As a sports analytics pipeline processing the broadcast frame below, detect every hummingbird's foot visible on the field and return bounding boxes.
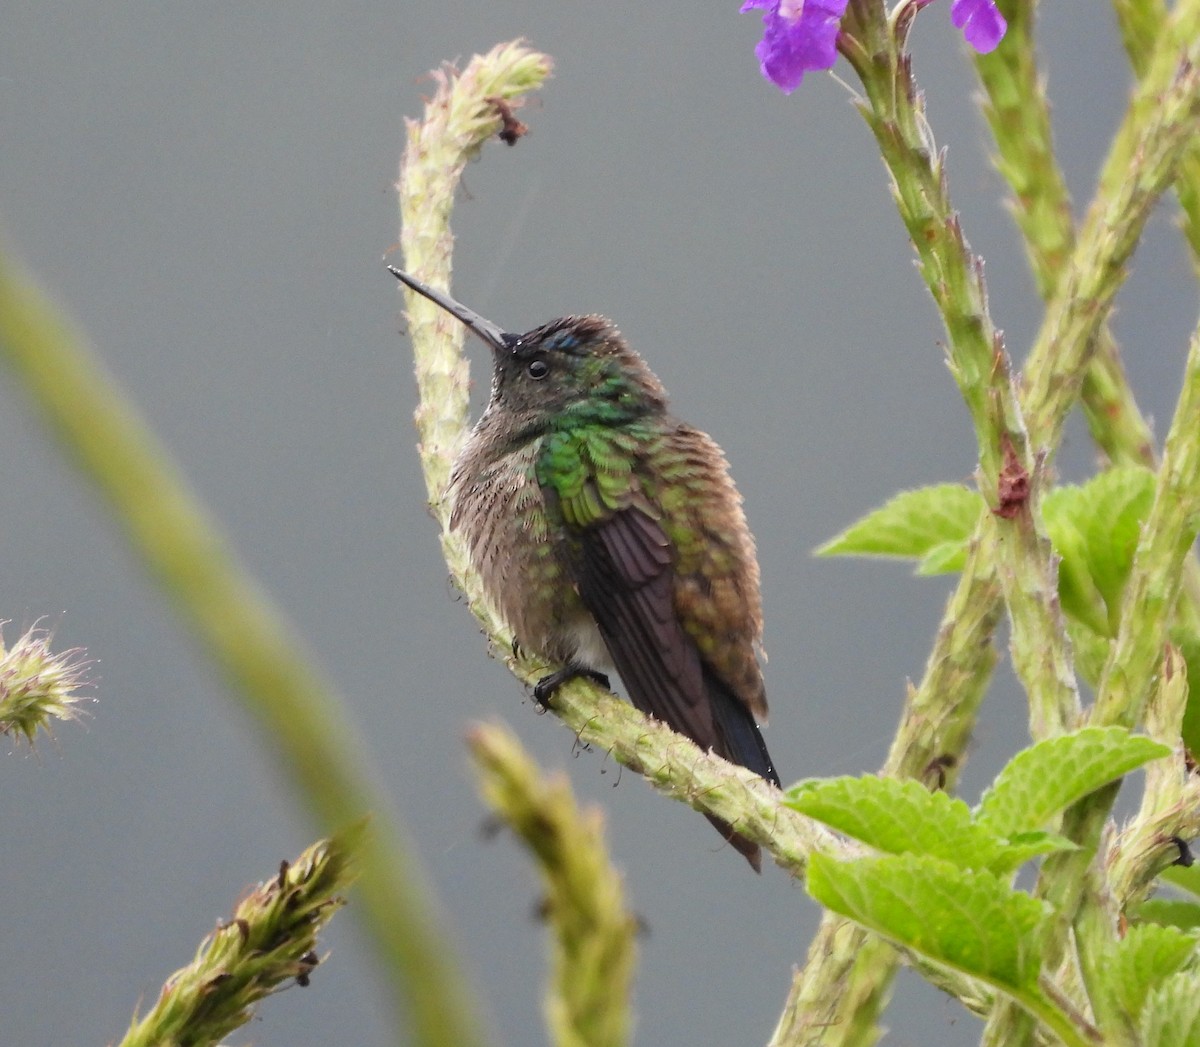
[533,665,611,708]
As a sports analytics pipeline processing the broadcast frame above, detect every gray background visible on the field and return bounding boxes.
[2,4,1195,1046]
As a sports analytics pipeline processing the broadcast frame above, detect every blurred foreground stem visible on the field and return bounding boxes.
[0,253,483,1047]
[468,722,637,1047]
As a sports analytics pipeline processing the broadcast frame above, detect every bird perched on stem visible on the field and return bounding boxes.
[391,266,780,869]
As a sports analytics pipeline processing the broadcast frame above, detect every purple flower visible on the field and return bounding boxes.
[950,0,1007,54]
[742,0,1008,93]
[741,0,850,94]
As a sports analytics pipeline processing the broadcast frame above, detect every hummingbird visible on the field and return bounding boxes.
[391,267,780,869]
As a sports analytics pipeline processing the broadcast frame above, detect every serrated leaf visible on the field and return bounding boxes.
[985,831,1077,875]
[787,776,1006,869]
[817,485,982,561]
[1098,923,1198,1026]
[975,727,1171,837]
[1130,899,1200,932]
[807,853,1047,991]
[1140,970,1200,1047]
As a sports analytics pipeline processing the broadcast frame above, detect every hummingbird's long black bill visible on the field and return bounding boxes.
[388,265,512,353]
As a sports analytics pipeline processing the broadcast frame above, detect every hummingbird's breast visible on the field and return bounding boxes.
[447,437,608,670]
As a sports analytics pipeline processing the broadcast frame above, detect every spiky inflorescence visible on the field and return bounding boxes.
[0,621,91,746]
[117,828,360,1047]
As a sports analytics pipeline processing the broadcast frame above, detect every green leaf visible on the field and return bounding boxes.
[1079,466,1155,630]
[807,853,1047,991]
[1043,495,1111,635]
[787,777,999,868]
[1066,618,1112,689]
[787,777,1075,874]
[1161,862,1200,900]
[1169,625,1200,758]
[916,539,969,575]
[1040,468,1154,636]
[985,831,1077,875]
[1130,899,1200,932]
[1140,971,1200,1047]
[975,727,1171,837]
[1097,923,1198,1026]
[817,485,982,561]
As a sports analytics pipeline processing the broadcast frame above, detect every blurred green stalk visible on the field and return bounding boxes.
[468,722,637,1047]
[0,249,482,1046]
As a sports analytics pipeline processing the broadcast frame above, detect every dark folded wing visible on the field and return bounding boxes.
[573,505,777,786]
[574,507,707,735]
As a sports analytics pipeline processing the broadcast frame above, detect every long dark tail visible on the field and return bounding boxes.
[706,667,780,787]
[702,667,780,872]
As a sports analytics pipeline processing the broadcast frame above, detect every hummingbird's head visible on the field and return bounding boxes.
[390,267,668,429]
[488,314,668,427]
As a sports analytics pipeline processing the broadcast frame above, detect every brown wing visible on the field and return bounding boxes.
[570,504,778,787]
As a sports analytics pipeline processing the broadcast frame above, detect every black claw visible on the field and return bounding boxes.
[1170,835,1195,868]
[533,665,611,707]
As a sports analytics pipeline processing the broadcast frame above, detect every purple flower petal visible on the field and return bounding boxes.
[950,0,1007,54]
[741,0,850,94]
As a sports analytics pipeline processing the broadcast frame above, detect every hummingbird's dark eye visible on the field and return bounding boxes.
[527,358,550,380]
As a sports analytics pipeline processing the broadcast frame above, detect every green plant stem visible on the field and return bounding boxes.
[0,252,484,1047]
[1094,322,1200,731]
[769,933,895,1047]
[771,538,1002,1045]
[976,0,1200,633]
[980,5,1200,1032]
[840,0,1080,745]
[975,0,1156,469]
[977,2,1073,297]
[1115,0,1200,267]
[398,41,553,501]
[879,538,1002,782]
[1111,0,1200,630]
[775,0,1053,1034]
[782,4,1200,1043]
[1020,5,1200,456]
[1054,317,1200,1027]
[980,7,1200,1040]
[548,676,843,870]
[1108,647,1200,910]
[1021,982,1102,1047]
[1113,0,1172,77]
